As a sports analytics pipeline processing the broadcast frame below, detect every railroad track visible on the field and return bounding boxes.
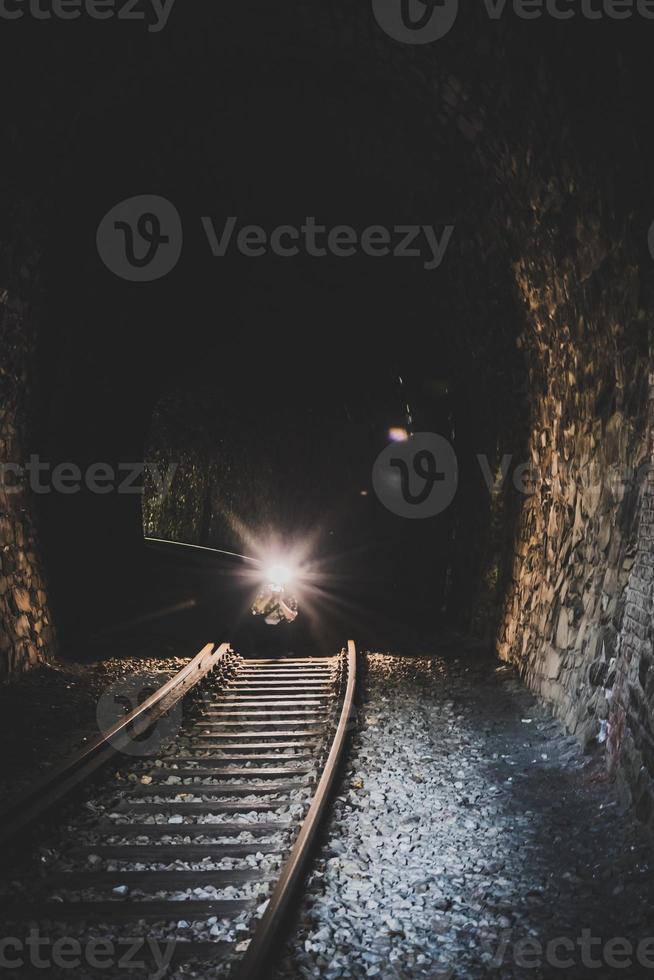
[0,641,357,978]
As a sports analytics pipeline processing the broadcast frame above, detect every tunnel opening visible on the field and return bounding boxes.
[139,285,527,657]
[27,44,532,657]
[2,0,654,847]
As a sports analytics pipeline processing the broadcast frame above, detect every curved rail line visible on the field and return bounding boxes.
[0,641,235,852]
[1,640,358,977]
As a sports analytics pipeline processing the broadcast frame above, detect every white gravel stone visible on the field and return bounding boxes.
[273,652,653,980]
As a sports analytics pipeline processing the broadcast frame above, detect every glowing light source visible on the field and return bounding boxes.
[264,563,294,588]
[388,427,409,442]
[219,520,317,603]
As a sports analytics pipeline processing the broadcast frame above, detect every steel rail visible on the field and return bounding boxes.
[0,641,235,854]
[144,535,262,564]
[1,640,357,979]
[234,639,357,980]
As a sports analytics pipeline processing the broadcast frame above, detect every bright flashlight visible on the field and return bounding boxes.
[264,563,294,588]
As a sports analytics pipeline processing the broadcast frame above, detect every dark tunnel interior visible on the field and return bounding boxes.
[5,0,654,704]
[4,6,654,976]
[13,17,536,650]
[5,8,652,650]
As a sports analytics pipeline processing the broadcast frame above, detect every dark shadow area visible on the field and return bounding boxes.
[3,4,654,663]
[29,60,528,653]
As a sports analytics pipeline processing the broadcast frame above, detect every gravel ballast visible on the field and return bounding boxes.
[274,653,653,980]
[3,649,653,979]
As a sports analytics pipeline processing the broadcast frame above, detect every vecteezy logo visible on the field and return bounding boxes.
[372,432,458,518]
[97,195,182,281]
[648,220,654,262]
[96,674,183,756]
[372,0,458,43]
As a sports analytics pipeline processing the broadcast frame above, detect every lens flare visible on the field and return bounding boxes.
[264,563,294,588]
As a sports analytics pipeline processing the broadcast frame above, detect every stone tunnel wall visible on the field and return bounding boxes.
[0,284,56,680]
[606,437,654,826]
[495,167,654,828]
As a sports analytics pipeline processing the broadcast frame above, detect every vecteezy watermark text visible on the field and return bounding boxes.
[373,0,654,45]
[0,457,177,496]
[482,928,654,971]
[201,216,454,270]
[0,930,175,978]
[372,433,654,519]
[96,195,455,281]
[0,0,176,31]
